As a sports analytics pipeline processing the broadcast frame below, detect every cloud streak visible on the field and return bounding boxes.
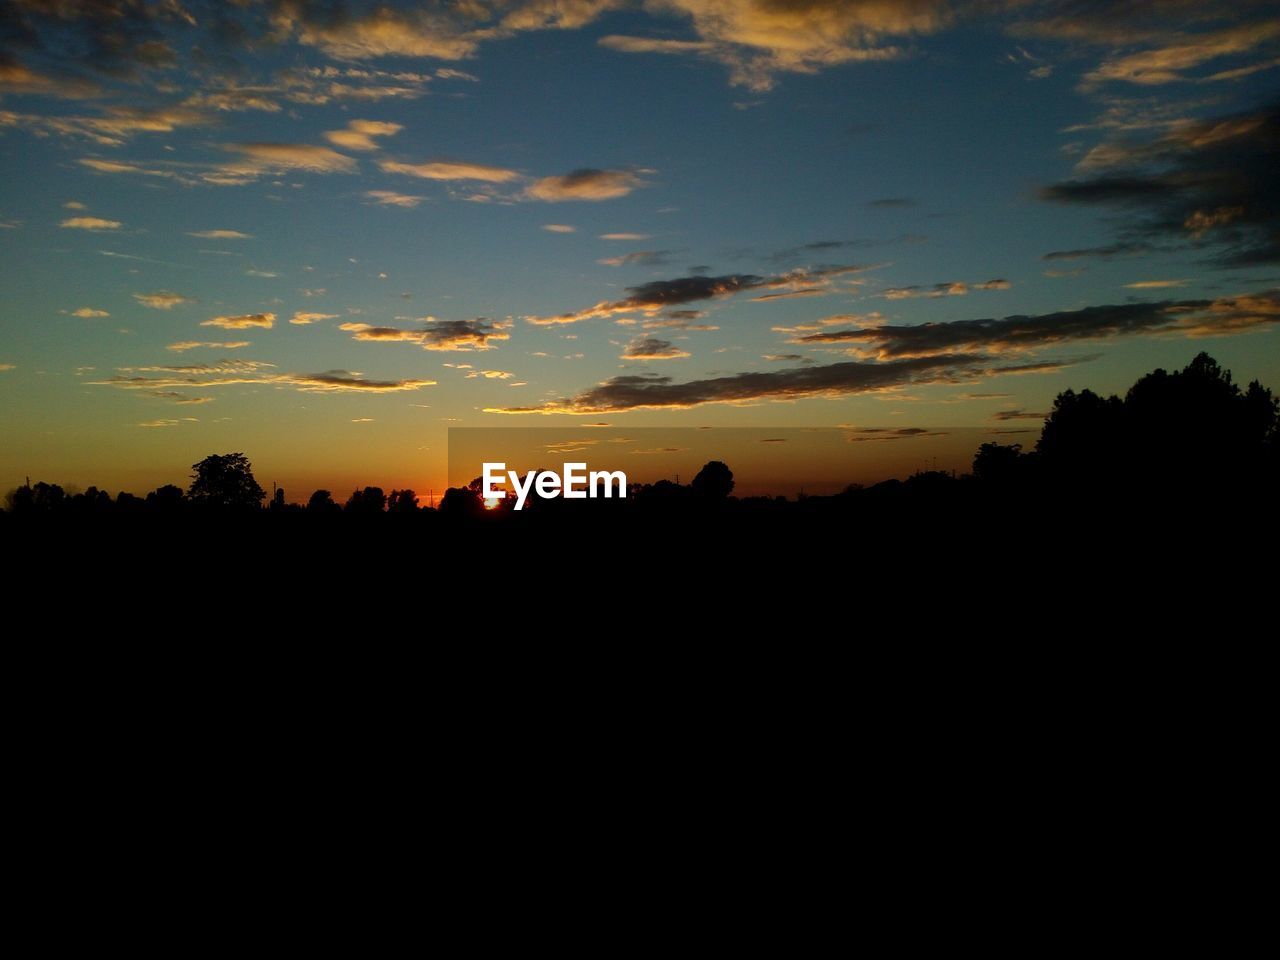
[486,354,1073,415]
[340,319,511,351]
[526,265,866,324]
[200,313,275,330]
[792,291,1280,357]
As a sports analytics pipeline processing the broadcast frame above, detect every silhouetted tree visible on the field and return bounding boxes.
[387,489,419,514]
[307,489,341,514]
[692,460,734,499]
[438,486,482,517]
[973,442,1024,483]
[188,453,265,510]
[345,486,386,514]
[146,484,185,511]
[1037,388,1123,477]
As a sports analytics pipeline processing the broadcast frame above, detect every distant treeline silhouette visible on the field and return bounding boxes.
[5,353,1277,526]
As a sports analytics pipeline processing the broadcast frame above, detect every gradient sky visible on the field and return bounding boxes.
[2,1,1277,499]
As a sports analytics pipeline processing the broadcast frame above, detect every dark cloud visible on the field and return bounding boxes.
[526,264,866,324]
[847,427,948,442]
[340,318,511,352]
[1040,102,1280,265]
[794,290,1280,357]
[0,0,193,81]
[1042,242,1154,261]
[620,337,690,360]
[486,354,1079,415]
[991,409,1048,421]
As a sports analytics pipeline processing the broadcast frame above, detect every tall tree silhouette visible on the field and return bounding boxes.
[692,460,735,499]
[188,453,265,509]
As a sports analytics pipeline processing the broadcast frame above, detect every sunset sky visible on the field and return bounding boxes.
[2,1,1277,498]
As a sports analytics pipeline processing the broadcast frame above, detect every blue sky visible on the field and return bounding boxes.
[1,1,1277,495]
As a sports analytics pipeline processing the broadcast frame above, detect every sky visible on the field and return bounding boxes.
[1,0,1277,499]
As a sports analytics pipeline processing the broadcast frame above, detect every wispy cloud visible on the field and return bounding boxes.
[487,354,1074,415]
[598,250,671,267]
[94,363,436,394]
[340,318,511,351]
[379,159,519,182]
[69,307,110,318]
[133,291,193,310]
[527,265,866,324]
[290,312,339,325]
[792,290,1280,357]
[60,216,121,231]
[598,0,951,91]
[365,190,425,208]
[324,119,403,151]
[527,168,646,201]
[621,337,691,360]
[167,341,250,352]
[200,313,276,330]
[543,223,576,232]
[187,229,252,239]
[882,279,1011,299]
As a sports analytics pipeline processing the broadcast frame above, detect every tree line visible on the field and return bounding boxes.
[5,353,1277,522]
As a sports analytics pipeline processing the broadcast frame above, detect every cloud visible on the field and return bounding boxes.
[290,311,339,325]
[187,230,252,239]
[1124,279,1189,288]
[133,291,193,310]
[883,279,1011,299]
[485,353,1075,414]
[598,250,671,267]
[526,264,866,324]
[365,190,425,207]
[324,119,403,151]
[167,341,250,352]
[792,290,1280,358]
[0,363,14,372]
[527,168,646,201]
[599,0,952,91]
[1040,102,1280,265]
[143,391,215,404]
[601,232,651,240]
[463,369,515,379]
[76,158,188,181]
[991,409,1048,421]
[621,337,691,360]
[214,143,358,183]
[764,353,813,364]
[69,307,109,318]
[60,216,121,231]
[200,313,276,330]
[63,201,87,210]
[340,318,511,351]
[1080,19,1280,88]
[94,363,435,394]
[271,2,484,60]
[543,223,576,232]
[847,426,947,442]
[379,159,519,182]
[138,419,182,428]
[0,56,99,99]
